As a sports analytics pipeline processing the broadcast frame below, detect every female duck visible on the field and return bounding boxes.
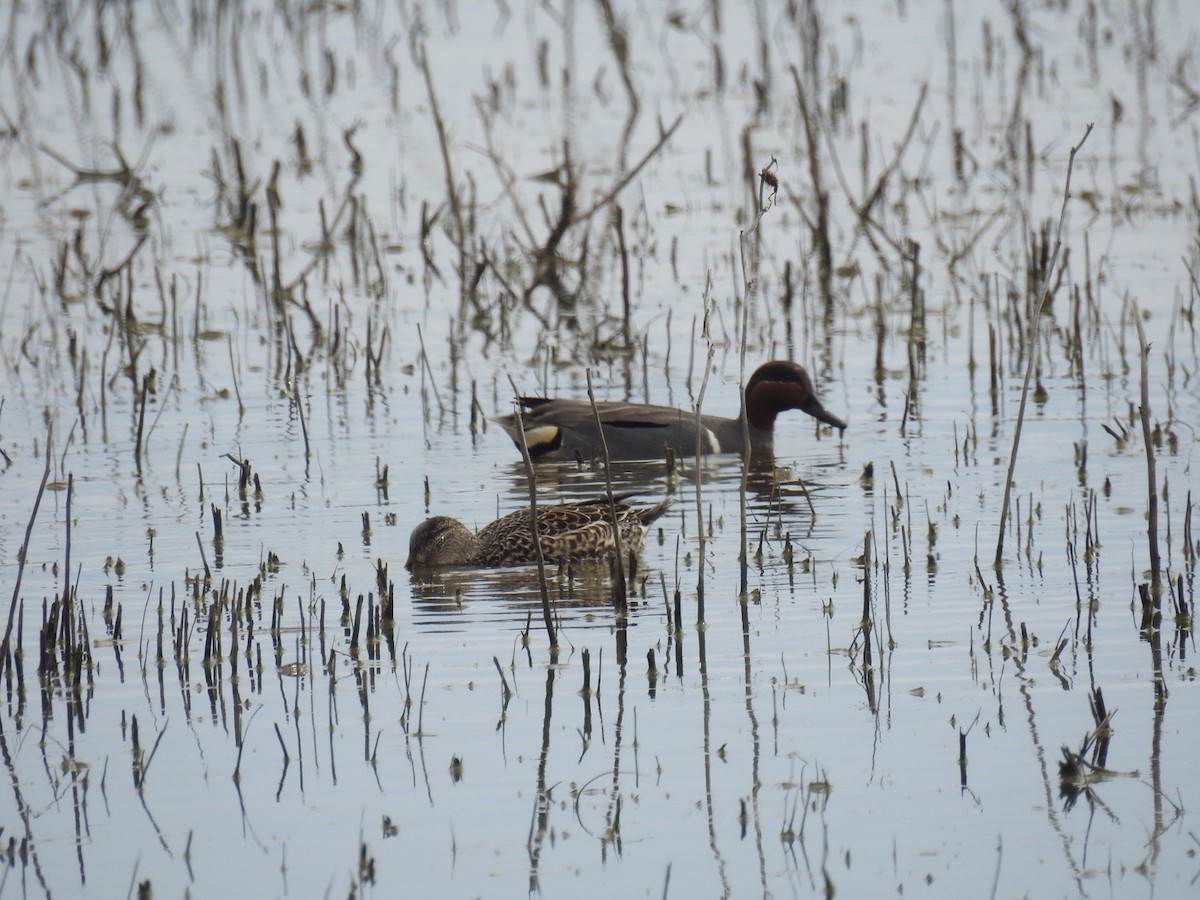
[405,497,672,569]
[495,360,845,462]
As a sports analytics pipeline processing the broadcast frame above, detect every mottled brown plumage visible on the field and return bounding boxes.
[405,497,672,570]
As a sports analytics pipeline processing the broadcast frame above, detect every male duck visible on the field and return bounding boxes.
[495,360,845,461]
[405,497,672,569]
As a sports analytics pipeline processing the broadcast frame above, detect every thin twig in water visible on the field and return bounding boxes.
[194,531,212,581]
[585,369,628,616]
[692,275,717,627]
[573,114,685,225]
[293,380,310,459]
[416,323,445,416]
[995,124,1092,566]
[1135,308,1161,595]
[506,375,556,649]
[227,336,245,418]
[418,44,467,284]
[1,432,52,658]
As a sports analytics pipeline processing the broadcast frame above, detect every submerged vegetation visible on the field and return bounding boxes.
[0,0,1197,896]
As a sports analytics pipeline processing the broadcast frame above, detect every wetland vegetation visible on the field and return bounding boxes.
[0,1,1198,897]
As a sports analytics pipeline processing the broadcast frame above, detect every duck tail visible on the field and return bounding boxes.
[638,498,673,525]
[492,405,563,457]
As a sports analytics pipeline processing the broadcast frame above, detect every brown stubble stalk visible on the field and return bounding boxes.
[418,44,469,295]
[474,110,682,323]
[593,0,640,165]
[614,205,632,351]
[738,240,753,606]
[805,82,932,387]
[907,241,925,392]
[1,433,52,662]
[737,162,779,605]
[994,124,1092,568]
[584,369,628,619]
[267,160,284,313]
[61,472,75,679]
[506,376,556,651]
[415,323,445,416]
[133,370,151,477]
[227,335,245,418]
[572,114,684,226]
[293,379,310,461]
[790,67,833,315]
[857,530,877,713]
[692,275,717,628]
[580,647,594,738]
[820,82,930,248]
[1134,309,1161,597]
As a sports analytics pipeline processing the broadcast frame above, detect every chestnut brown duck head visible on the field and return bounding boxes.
[495,360,845,462]
[405,497,672,570]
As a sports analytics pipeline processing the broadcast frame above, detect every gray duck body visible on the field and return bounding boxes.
[495,360,845,462]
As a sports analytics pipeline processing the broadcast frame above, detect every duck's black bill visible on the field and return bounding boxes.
[801,397,847,431]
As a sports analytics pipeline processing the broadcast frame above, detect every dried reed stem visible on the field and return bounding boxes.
[584,369,627,617]
[416,323,445,415]
[995,124,1092,566]
[134,371,151,474]
[736,163,778,600]
[1,434,52,659]
[790,67,832,312]
[692,276,717,626]
[573,114,684,225]
[293,380,310,459]
[1135,309,1161,595]
[614,206,632,350]
[227,336,245,418]
[506,376,556,649]
[418,44,467,287]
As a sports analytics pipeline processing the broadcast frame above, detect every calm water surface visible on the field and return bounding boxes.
[1,1,1197,898]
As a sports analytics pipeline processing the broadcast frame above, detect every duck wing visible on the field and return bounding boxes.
[474,499,668,565]
[497,399,711,460]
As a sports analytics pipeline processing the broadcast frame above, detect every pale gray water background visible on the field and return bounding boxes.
[1,1,1198,898]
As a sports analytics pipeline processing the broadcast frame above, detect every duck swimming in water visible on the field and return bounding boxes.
[405,497,672,569]
[495,360,845,462]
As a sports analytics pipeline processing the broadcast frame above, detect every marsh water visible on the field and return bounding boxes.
[1,1,1198,897]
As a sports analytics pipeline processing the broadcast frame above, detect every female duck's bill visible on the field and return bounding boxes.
[405,497,673,570]
[494,360,845,462]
